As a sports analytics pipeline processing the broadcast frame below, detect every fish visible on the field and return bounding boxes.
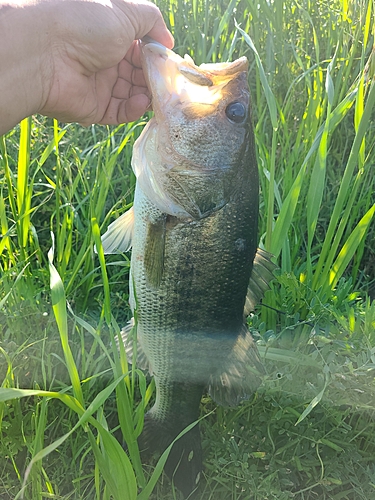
[100,40,275,498]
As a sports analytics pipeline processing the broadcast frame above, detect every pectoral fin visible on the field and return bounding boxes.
[144,215,167,288]
[99,207,134,254]
[244,248,277,315]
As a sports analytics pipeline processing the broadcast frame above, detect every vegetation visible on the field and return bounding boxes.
[1,0,374,498]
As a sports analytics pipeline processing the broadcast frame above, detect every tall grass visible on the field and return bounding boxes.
[1,0,375,499]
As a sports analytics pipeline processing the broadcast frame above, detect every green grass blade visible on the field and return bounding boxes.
[329,203,375,289]
[258,346,321,368]
[270,86,357,259]
[91,217,111,325]
[0,376,128,493]
[48,232,84,406]
[88,425,137,500]
[312,81,375,290]
[137,418,203,500]
[206,0,237,62]
[0,264,29,310]
[306,46,339,271]
[0,136,17,219]
[236,23,278,251]
[16,118,32,253]
[112,331,146,487]
[236,23,278,130]
[38,129,67,167]
[295,375,329,425]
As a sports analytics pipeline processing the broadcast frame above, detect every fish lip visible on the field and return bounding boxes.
[140,37,170,57]
[139,38,181,119]
[140,38,180,79]
[139,38,183,160]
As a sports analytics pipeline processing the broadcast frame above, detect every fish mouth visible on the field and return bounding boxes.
[140,39,248,120]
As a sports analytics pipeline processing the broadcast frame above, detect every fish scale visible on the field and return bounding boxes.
[100,39,276,498]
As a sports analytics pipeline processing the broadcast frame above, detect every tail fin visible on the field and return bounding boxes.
[139,412,202,498]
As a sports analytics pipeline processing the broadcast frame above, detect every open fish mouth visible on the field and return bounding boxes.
[140,39,249,119]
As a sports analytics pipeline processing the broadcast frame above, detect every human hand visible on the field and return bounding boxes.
[38,0,174,126]
[0,0,174,134]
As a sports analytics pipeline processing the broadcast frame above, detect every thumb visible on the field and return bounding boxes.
[116,0,174,48]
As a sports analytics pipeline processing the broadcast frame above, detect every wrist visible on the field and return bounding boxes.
[0,0,53,134]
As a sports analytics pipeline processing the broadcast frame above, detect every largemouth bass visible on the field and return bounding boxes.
[101,40,275,497]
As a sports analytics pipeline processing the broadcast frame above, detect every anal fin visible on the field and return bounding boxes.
[118,319,151,373]
[208,326,265,407]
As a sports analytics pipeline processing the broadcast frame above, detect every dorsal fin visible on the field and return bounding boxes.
[99,207,134,254]
[244,248,277,315]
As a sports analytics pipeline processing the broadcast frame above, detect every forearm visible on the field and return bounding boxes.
[0,0,52,135]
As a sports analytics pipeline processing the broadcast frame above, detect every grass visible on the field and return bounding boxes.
[1,0,375,498]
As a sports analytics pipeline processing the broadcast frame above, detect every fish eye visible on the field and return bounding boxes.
[225,102,246,123]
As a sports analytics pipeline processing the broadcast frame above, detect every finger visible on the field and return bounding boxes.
[124,40,142,68]
[112,78,131,99]
[116,0,174,49]
[119,93,150,122]
[112,77,150,100]
[146,18,174,49]
[100,93,150,124]
[118,58,147,87]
